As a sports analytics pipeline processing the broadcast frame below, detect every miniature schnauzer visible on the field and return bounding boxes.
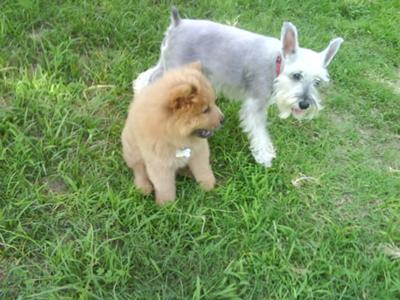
[134,7,343,167]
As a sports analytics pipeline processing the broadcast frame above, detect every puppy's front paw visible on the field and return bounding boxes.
[155,194,175,205]
[199,175,216,191]
[134,178,153,195]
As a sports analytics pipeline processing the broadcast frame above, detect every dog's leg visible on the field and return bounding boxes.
[121,132,154,194]
[132,63,163,94]
[239,98,276,167]
[131,161,153,195]
[146,164,176,204]
[188,143,216,191]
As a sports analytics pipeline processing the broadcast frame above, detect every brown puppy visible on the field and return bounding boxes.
[121,62,224,204]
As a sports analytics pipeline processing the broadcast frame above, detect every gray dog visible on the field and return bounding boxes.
[134,7,343,167]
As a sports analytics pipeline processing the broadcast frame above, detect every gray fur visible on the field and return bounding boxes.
[134,8,343,167]
[171,6,180,27]
[157,18,280,101]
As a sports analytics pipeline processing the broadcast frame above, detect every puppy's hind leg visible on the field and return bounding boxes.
[239,98,276,167]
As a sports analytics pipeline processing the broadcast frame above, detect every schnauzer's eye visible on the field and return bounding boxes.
[291,73,303,81]
[314,79,321,87]
[202,106,210,114]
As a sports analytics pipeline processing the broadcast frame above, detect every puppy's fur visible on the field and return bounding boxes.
[122,62,224,204]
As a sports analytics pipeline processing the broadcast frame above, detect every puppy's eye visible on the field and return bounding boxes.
[314,79,321,87]
[291,73,303,81]
[202,106,210,114]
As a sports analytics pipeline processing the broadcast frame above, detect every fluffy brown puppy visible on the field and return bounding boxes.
[122,62,224,204]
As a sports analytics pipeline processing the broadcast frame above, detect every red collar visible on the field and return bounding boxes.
[275,55,282,76]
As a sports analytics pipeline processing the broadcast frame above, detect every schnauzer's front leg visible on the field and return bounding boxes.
[239,98,276,167]
[188,143,216,191]
[146,163,176,204]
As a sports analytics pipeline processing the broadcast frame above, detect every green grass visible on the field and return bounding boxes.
[1,0,400,298]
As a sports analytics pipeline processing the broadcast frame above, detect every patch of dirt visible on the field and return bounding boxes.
[0,97,7,108]
[291,265,308,276]
[389,68,400,95]
[329,111,400,171]
[379,243,400,260]
[41,177,69,194]
[371,68,400,95]
[335,194,353,207]
[329,111,355,133]
[334,196,384,222]
[28,22,51,41]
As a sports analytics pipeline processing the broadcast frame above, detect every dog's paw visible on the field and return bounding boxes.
[155,194,175,205]
[199,176,216,191]
[134,178,153,195]
[252,149,276,168]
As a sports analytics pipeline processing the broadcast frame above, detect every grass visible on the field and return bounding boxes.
[1,0,399,298]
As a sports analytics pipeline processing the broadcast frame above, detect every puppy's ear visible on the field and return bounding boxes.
[281,22,299,59]
[185,61,202,71]
[320,38,343,68]
[168,82,198,110]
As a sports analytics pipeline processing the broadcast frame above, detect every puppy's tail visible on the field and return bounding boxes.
[171,6,181,27]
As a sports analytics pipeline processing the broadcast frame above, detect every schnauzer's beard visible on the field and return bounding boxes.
[271,76,323,120]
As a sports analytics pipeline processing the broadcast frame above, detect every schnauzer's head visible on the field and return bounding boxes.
[272,22,343,120]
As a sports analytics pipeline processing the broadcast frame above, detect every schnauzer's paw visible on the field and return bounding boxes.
[134,178,153,195]
[199,176,216,191]
[252,149,276,168]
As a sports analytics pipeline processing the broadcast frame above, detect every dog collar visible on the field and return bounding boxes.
[176,147,191,158]
[275,55,282,76]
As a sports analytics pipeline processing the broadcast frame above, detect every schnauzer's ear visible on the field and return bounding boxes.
[281,22,299,59]
[168,82,198,110]
[320,38,344,68]
[186,61,202,71]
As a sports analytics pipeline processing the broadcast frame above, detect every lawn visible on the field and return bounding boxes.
[1,0,399,298]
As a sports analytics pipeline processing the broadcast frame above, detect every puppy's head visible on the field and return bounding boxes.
[166,62,224,139]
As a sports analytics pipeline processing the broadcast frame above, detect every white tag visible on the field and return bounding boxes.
[176,147,191,158]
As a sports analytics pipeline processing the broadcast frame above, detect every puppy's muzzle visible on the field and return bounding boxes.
[195,128,214,138]
[195,116,224,138]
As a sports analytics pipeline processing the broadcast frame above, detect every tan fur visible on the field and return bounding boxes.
[121,63,224,204]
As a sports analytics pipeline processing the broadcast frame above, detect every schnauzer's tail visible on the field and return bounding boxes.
[171,6,181,26]
[133,7,180,93]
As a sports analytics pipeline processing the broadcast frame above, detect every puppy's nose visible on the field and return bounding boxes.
[219,115,225,124]
[299,100,310,110]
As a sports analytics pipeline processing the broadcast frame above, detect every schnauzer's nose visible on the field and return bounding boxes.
[219,115,225,124]
[299,100,310,110]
